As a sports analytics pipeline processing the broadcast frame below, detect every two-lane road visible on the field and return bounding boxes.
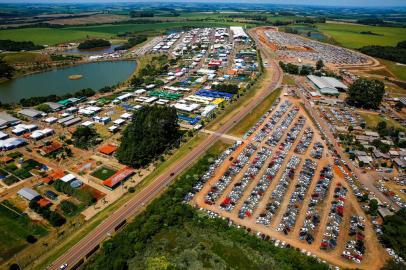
[48,29,281,270]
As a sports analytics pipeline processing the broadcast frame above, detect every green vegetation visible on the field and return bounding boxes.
[359,112,406,132]
[131,54,171,87]
[114,35,147,51]
[211,83,239,94]
[60,200,82,217]
[0,58,15,79]
[91,166,117,181]
[35,103,52,113]
[53,180,96,206]
[382,208,406,260]
[19,87,95,106]
[117,106,181,168]
[346,78,385,109]
[316,23,406,48]
[379,59,406,81]
[78,39,111,49]
[0,39,43,51]
[359,41,406,64]
[29,199,66,227]
[0,201,48,261]
[83,142,328,270]
[1,52,49,65]
[71,126,100,150]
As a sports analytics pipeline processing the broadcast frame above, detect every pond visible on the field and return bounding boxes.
[64,44,123,55]
[0,60,136,104]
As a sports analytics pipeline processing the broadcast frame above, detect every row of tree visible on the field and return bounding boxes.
[0,39,44,51]
[114,35,147,51]
[211,83,239,94]
[78,39,111,50]
[359,40,406,64]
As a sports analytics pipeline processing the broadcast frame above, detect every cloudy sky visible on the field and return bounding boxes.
[1,0,405,7]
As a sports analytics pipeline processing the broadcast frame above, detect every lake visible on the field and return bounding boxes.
[0,61,136,104]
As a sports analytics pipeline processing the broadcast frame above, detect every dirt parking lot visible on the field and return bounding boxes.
[192,91,386,269]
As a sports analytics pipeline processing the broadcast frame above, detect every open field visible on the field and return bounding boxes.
[0,202,48,262]
[359,111,406,131]
[379,59,406,81]
[316,23,406,48]
[1,52,50,64]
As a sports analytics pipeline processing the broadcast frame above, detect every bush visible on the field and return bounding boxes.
[346,78,384,109]
[26,235,37,243]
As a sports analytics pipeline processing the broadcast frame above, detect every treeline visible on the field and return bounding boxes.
[114,35,147,51]
[116,105,181,168]
[29,198,66,227]
[212,83,239,94]
[359,41,406,64]
[0,39,44,51]
[129,11,154,17]
[382,208,406,260]
[19,88,96,107]
[78,39,111,50]
[71,126,100,150]
[83,145,329,270]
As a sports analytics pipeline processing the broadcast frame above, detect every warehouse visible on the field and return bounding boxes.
[230,26,249,41]
[307,75,347,96]
[0,112,20,128]
[19,108,43,119]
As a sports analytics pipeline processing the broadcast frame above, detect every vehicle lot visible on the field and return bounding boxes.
[191,93,386,269]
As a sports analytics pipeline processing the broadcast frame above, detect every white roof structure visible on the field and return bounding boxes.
[0,131,8,140]
[230,26,248,39]
[173,102,200,112]
[0,137,26,150]
[307,75,347,95]
[60,173,76,183]
[29,128,53,140]
[113,118,126,125]
[44,117,58,123]
[120,113,132,119]
[17,188,39,201]
[117,93,133,101]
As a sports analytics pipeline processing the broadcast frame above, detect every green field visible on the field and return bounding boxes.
[1,52,50,64]
[0,21,249,45]
[91,166,117,181]
[316,23,406,48]
[379,59,406,81]
[359,111,406,132]
[0,28,112,45]
[0,202,48,261]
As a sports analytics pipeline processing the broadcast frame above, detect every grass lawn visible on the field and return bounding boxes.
[359,111,406,132]
[379,59,406,81]
[91,166,117,181]
[282,74,295,85]
[0,202,48,262]
[316,23,406,48]
[229,88,282,137]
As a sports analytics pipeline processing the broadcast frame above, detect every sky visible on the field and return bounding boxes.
[1,0,406,7]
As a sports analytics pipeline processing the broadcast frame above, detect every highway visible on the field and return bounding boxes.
[48,28,282,270]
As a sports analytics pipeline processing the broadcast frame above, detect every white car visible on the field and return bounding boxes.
[60,263,68,270]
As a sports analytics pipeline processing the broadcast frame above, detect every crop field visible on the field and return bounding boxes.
[0,202,48,262]
[315,23,406,48]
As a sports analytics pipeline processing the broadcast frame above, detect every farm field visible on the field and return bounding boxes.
[315,23,406,48]
[0,21,249,45]
[0,202,48,262]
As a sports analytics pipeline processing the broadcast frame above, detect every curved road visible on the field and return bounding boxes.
[48,28,282,270]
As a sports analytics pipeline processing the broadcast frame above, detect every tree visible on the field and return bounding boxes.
[78,39,111,49]
[35,103,52,113]
[346,78,385,109]
[71,126,99,149]
[382,208,406,260]
[316,59,324,70]
[368,199,378,216]
[348,125,354,132]
[0,59,15,79]
[116,106,181,168]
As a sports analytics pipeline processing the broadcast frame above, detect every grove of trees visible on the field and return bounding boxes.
[359,41,406,64]
[78,39,111,49]
[346,78,385,109]
[0,39,44,51]
[0,59,15,79]
[116,106,181,168]
[382,208,406,260]
[71,126,100,150]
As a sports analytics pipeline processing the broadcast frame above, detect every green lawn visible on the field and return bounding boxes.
[91,166,117,181]
[316,23,406,48]
[0,202,48,261]
[1,52,50,64]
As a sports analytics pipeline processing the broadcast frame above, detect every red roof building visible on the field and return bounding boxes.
[103,167,134,189]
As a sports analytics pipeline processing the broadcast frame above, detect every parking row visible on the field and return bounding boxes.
[320,183,348,251]
[277,159,317,234]
[220,147,272,211]
[295,128,313,154]
[256,155,301,226]
[267,106,299,147]
[204,143,257,205]
[253,100,291,143]
[311,142,324,159]
[342,215,366,264]
[243,98,282,140]
[299,165,334,244]
[184,142,241,202]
